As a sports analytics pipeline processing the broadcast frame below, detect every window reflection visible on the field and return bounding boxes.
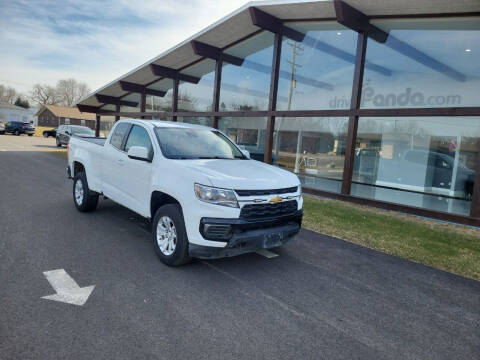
[362,18,480,108]
[351,117,480,215]
[119,93,140,113]
[178,60,216,112]
[276,22,357,110]
[146,79,173,112]
[273,117,349,193]
[177,117,213,127]
[218,117,267,161]
[220,32,274,111]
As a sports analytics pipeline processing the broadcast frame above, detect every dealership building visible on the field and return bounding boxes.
[76,0,480,225]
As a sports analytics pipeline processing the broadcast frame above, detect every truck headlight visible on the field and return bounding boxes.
[194,184,238,208]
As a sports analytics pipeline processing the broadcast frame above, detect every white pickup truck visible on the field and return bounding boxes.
[68,119,303,266]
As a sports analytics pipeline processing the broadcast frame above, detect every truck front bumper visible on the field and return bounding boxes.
[189,211,302,259]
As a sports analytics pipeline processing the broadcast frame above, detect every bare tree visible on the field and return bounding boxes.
[0,84,18,104]
[56,78,90,106]
[29,84,60,106]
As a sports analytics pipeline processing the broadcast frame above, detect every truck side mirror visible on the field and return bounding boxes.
[241,149,250,159]
[128,146,151,162]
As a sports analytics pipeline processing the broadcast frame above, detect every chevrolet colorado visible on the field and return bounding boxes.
[68,119,303,266]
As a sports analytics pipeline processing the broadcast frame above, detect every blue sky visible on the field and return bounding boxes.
[0,0,247,94]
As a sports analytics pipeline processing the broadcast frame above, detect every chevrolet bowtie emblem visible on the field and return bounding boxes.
[269,196,283,203]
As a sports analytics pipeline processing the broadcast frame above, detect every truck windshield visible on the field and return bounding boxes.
[71,126,94,136]
[154,128,246,160]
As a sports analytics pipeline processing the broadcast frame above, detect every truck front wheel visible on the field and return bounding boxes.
[73,172,99,212]
[152,204,191,266]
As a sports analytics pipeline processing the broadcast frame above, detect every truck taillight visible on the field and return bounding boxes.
[21,125,25,129]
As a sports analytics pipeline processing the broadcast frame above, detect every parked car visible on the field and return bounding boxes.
[42,128,57,138]
[0,122,5,135]
[56,125,95,147]
[4,121,35,136]
[354,148,475,198]
[68,120,303,266]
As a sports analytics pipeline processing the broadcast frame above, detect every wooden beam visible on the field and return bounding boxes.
[76,104,113,115]
[264,31,283,164]
[95,114,100,137]
[150,64,200,84]
[212,56,223,129]
[334,0,388,43]
[119,81,167,97]
[172,78,178,122]
[76,104,101,114]
[191,41,244,66]
[249,7,305,43]
[95,94,138,108]
[341,32,367,195]
[140,91,146,119]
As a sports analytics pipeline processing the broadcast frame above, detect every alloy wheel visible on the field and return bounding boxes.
[156,216,177,256]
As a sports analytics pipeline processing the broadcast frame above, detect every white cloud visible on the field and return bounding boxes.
[0,0,248,95]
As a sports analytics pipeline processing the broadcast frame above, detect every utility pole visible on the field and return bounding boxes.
[274,40,303,169]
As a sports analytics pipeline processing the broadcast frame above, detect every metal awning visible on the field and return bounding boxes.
[76,0,480,111]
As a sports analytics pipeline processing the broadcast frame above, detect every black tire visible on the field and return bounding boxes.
[28,134,33,137]
[73,172,99,212]
[56,137,62,147]
[152,204,191,266]
[43,133,48,138]
[14,130,20,136]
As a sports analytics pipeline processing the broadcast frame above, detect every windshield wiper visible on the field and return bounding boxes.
[198,156,232,160]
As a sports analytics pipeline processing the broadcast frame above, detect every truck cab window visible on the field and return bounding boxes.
[125,125,153,154]
[110,123,131,150]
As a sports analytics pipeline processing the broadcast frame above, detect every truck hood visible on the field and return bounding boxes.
[179,159,299,190]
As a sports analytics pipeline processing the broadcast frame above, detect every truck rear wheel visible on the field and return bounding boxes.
[152,204,191,266]
[73,172,98,212]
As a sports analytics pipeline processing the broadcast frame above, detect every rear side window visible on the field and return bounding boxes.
[125,125,153,154]
[110,123,131,150]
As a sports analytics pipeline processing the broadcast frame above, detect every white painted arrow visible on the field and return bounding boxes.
[41,269,95,306]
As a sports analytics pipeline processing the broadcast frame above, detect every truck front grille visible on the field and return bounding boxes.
[240,200,298,220]
[235,186,297,197]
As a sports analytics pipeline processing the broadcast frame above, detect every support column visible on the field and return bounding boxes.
[115,104,120,122]
[140,90,146,119]
[264,31,283,164]
[469,143,480,218]
[212,56,223,129]
[172,78,179,122]
[95,114,100,137]
[341,32,367,195]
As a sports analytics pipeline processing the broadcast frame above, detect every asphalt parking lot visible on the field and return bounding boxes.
[1,135,479,360]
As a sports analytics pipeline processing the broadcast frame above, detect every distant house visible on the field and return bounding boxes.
[36,105,97,130]
[0,102,35,124]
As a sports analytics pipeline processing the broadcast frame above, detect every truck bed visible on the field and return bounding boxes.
[74,136,107,146]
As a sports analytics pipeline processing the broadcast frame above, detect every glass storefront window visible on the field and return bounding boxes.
[119,92,140,113]
[218,117,268,162]
[351,117,480,216]
[178,59,216,112]
[276,22,357,110]
[146,79,173,112]
[362,18,480,109]
[177,117,213,127]
[220,32,274,111]
[272,117,349,193]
